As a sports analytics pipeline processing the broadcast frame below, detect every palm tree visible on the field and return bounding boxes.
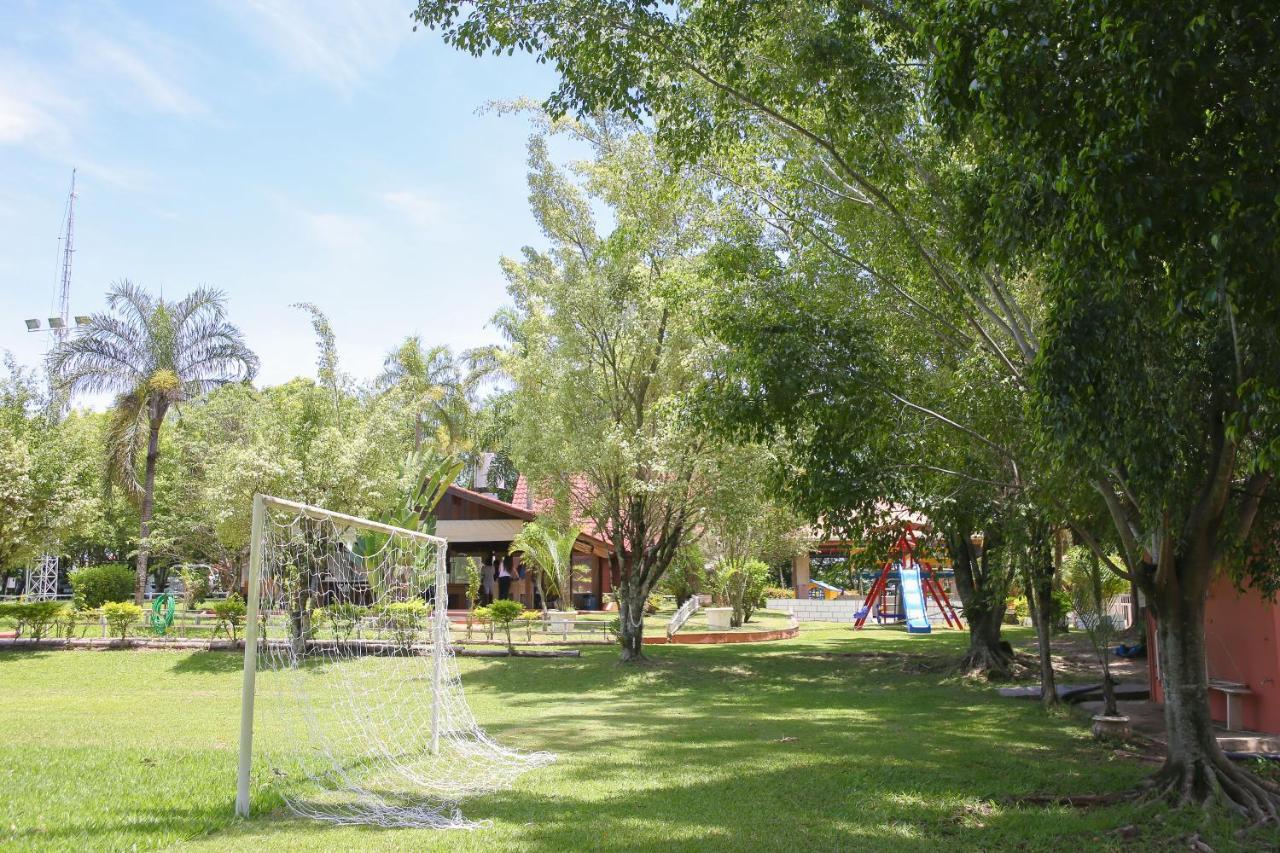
[378,337,499,453]
[51,281,258,603]
[509,521,583,614]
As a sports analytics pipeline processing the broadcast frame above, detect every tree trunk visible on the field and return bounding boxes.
[964,601,1012,678]
[1091,552,1120,717]
[950,533,1012,678]
[1128,574,1141,633]
[616,567,649,663]
[1100,651,1119,717]
[1050,529,1070,635]
[534,568,548,616]
[134,412,163,605]
[1023,553,1058,707]
[1146,561,1280,819]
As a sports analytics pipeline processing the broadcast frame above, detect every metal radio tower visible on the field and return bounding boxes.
[19,169,83,600]
[25,169,87,343]
[55,169,76,345]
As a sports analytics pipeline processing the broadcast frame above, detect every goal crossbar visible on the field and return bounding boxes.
[255,494,447,545]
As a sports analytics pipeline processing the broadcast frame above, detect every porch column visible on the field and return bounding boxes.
[793,553,811,599]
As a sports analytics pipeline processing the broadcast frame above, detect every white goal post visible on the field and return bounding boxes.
[235,494,552,828]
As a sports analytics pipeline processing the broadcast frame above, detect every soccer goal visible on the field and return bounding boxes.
[235,494,554,828]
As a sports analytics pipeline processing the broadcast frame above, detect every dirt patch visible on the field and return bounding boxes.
[1014,630,1149,684]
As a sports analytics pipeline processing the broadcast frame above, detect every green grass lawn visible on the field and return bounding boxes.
[1,625,1273,851]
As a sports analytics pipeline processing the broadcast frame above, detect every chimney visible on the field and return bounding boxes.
[474,451,495,490]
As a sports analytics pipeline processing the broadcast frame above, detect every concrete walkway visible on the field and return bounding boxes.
[1015,630,1280,754]
[1074,697,1280,754]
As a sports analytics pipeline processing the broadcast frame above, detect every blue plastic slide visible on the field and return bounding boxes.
[898,562,932,634]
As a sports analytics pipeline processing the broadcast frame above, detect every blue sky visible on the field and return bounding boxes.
[0,0,567,389]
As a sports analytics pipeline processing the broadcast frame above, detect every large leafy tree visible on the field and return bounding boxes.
[412,0,1060,681]
[499,114,732,661]
[51,282,258,603]
[926,1,1280,816]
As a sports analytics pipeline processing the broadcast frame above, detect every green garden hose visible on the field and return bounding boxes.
[148,593,176,636]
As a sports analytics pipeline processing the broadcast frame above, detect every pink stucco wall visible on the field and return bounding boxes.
[1147,575,1280,734]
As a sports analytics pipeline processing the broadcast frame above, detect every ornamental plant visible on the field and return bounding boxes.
[212,593,246,642]
[69,564,134,609]
[381,600,431,652]
[101,601,143,640]
[486,599,523,653]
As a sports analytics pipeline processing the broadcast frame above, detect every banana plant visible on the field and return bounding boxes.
[356,450,464,602]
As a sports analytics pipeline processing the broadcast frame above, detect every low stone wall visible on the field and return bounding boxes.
[643,624,799,645]
[765,598,863,622]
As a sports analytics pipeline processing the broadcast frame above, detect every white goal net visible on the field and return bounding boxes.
[236,494,554,828]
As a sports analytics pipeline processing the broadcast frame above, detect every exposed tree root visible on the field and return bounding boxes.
[958,642,1014,681]
[1010,760,1280,827]
[1139,756,1280,826]
[1003,790,1140,809]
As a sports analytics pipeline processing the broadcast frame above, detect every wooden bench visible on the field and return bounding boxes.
[1208,679,1253,731]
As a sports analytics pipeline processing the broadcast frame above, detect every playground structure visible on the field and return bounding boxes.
[854,526,962,634]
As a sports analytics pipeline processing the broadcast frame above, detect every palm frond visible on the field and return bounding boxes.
[510,521,583,604]
[49,327,148,395]
[104,388,149,504]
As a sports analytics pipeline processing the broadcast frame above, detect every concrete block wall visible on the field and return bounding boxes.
[766,598,864,623]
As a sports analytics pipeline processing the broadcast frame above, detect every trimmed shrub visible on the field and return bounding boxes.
[70,564,134,609]
[101,601,143,640]
[56,604,83,639]
[473,606,495,641]
[380,600,431,651]
[212,594,247,642]
[322,602,367,641]
[487,599,524,651]
[0,601,66,639]
[765,586,796,600]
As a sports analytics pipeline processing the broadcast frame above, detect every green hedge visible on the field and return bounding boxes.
[70,564,135,609]
[0,601,68,639]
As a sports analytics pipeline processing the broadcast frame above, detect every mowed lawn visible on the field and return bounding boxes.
[1,626,1271,851]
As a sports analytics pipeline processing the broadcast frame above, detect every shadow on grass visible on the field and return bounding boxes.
[170,651,246,674]
[218,630,1153,850]
[9,800,239,848]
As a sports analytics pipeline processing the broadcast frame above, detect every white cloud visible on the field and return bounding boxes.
[222,0,412,90]
[380,189,448,231]
[0,60,78,147]
[77,33,207,118]
[0,88,59,145]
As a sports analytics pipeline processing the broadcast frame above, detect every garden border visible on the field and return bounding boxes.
[643,624,799,645]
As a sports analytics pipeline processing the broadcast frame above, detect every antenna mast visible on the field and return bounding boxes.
[55,169,76,346]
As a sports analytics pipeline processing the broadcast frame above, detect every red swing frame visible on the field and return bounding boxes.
[853,525,963,631]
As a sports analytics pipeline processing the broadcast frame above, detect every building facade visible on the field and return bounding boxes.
[434,484,614,611]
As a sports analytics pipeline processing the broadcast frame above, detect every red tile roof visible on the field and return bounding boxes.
[451,476,613,554]
[444,483,536,520]
[512,474,612,546]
